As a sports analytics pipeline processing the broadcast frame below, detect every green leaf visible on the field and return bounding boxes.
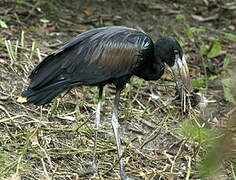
[0,20,8,28]
[191,27,205,34]
[162,81,176,86]
[90,86,98,94]
[224,32,236,42]
[132,77,144,85]
[208,76,218,81]
[222,78,236,104]
[175,35,185,48]
[199,44,208,56]
[222,78,232,87]
[40,18,50,23]
[223,56,231,70]
[184,24,193,40]
[176,14,185,20]
[192,76,217,88]
[184,25,205,41]
[223,86,235,104]
[207,41,222,58]
[192,78,206,88]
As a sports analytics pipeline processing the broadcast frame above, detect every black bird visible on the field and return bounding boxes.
[22,26,191,180]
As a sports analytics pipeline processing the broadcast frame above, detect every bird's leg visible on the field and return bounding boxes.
[92,86,103,173]
[111,87,129,180]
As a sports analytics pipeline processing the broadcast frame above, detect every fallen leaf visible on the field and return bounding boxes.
[223,2,236,10]
[0,58,7,64]
[148,3,164,10]
[30,135,39,146]
[138,171,146,177]
[191,14,219,22]
[69,90,84,99]
[16,96,27,103]
[0,95,8,100]
[40,174,51,180]
[82,8,94,16]
[224,32,236,42]
[0,19,8,28]
[207,41,222,58]
[57,115,76,121]
[7,173,20,180]
[84,102,94,107]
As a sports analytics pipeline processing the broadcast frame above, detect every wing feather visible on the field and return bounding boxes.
[28,26,153,89]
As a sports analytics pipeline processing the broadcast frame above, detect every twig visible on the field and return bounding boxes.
[0,114,25,123]
[170,140,185,173]
[231,163,236,180]
[140,115,169,149]
[41,158,51,179]
[185,156,192,180]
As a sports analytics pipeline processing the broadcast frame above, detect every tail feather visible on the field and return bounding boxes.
[29,52,75,89]
[22,81,75,105]
[23,48,80,105]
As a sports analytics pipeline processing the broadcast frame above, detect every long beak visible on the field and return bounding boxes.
[171,55,192,93]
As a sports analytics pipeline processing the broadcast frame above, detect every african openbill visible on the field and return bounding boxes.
[22,26,192,180]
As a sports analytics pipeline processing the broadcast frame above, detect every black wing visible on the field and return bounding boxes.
[22,26,154,105]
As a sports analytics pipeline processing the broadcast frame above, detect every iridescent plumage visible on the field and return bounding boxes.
[23,26,165,105]
[22,26,191,180]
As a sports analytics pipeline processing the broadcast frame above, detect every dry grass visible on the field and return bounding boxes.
[0,0,236,179]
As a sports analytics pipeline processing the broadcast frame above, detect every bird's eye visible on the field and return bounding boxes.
[174,50,179,55]
[174,50,180,60]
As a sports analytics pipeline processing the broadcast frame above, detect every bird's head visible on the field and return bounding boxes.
[154,37,192,94]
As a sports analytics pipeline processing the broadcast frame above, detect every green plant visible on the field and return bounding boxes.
[221,78,236,104]
[176,121,217,148]
[4,31,41,74]
[176,121,221,178]
[175,14,235,105]
[192,76,218,89]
